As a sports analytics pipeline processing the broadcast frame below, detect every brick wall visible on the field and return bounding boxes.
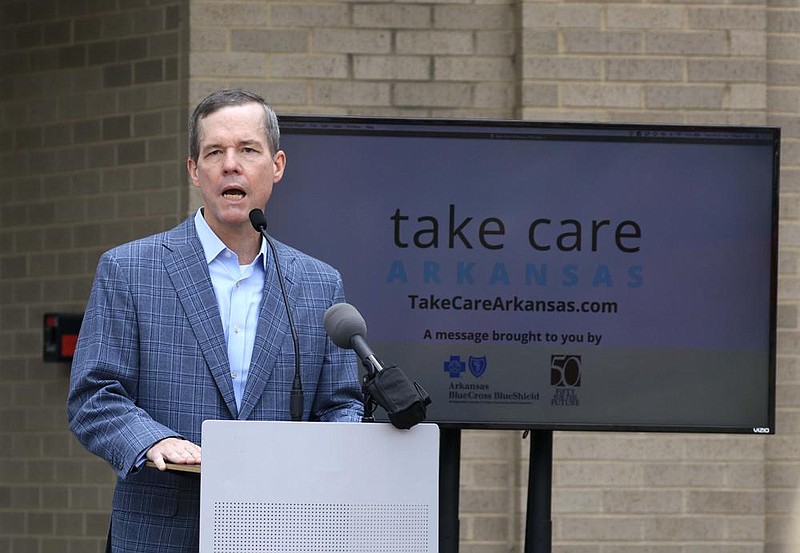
[0,1,188,551]
[1,0,798,551]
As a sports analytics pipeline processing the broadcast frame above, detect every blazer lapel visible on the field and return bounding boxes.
[162,223,239,419]
[237,242,294,421]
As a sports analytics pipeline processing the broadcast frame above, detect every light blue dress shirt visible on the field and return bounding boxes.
[194,209,267,409]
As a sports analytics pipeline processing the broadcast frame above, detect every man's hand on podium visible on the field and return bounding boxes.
[147,437,202,471]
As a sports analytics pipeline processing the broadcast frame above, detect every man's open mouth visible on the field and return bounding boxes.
[222,187,246,200]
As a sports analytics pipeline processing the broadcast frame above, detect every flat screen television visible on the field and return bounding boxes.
[268,116,780,434]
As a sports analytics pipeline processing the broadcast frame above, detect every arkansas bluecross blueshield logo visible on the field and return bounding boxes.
[468,356,487,377]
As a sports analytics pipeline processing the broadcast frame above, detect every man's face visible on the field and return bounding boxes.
[187,102,285,238]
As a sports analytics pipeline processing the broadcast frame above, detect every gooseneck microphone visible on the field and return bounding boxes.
[249,208,304,421]
[323,302,431,429]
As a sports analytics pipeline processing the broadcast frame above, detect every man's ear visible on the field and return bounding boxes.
[272,150,286,184]
[187,157,200,188]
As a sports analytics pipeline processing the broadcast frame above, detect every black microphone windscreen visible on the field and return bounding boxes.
[323,303,367,350]
[249,208,267,232]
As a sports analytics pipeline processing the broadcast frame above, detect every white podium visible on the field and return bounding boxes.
[200,420,440,553]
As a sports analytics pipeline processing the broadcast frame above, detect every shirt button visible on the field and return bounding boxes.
[231,372,237,379]
[234,325,241,333]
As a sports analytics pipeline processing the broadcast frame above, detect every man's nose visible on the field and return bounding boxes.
[222,150,240,172]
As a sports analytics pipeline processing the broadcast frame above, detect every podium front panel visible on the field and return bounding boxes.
[200,421,439,553]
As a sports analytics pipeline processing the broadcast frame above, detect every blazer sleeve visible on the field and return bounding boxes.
[309,270,364,423]
[67,251,180,479]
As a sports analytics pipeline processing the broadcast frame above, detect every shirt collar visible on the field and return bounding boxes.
[193,208,268,270]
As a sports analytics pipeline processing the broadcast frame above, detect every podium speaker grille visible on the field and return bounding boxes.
[213,501,430,552]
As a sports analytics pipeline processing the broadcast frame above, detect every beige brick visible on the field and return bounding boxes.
[435,57,514,81]
[459,542,514,553]
[644,517,726,541]
[461,430,516,458]
[191,3,269,26]
[688,59,766,82]
[475,31,514,56]
[552,489,604,513]
[474,82,514,109]
[394,82,474,108]
[232,29,308,53]
[312,29,391,54]
[562,30,642,54]
[555,434,686,461]
[312,81,390,106]
[686,436,766,461]
[471,515,512,541]
[646,31,729,56]
[271,3,350,27]
[769,61,800,87]
[232,81,309,105]
[562,83,641,108]
[522,30,559,54]
[556,516,644,541]
[524,57,602,80]
[556,462,644,487]
[270,54,348,79]
[434,5,513,30]
[769,9,800,33]
[353,56,430,80]
[726,83,767,109]
[769,489,797,516]
[353,4,431,29]
[190,52,266,78]
[727,516,767,541]
[396,30,474,55]
[522,3,602,29]
[687,490,765,514]
[688,7,767,30]
[730,30,767,57]
[603,490,683,514]
[522,83,558,107]
[606,59,684,82]
[643,463,725,487]
[607,6,685,30]
[460,488,512,513]
[768,35,800,62]
[769,88,800,112]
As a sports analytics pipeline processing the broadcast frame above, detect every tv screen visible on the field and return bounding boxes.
[269,116,779,433]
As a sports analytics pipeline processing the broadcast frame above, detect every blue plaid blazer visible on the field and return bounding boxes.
[68,217,363,552]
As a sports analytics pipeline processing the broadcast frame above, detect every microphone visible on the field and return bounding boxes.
[323,302,431,429]
[324,302,385,374]
[249,208,304,421]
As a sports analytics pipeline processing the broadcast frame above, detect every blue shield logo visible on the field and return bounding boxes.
[468,356,487,378]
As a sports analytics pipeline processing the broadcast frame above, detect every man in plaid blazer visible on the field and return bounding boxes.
[67,89,364,552]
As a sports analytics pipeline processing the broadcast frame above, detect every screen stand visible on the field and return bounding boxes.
[525,430,554,553]
[439,428,461,553]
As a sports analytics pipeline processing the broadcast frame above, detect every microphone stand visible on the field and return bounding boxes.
[360,358,379,423]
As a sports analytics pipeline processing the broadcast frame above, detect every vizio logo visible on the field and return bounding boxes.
[752,427,771,434]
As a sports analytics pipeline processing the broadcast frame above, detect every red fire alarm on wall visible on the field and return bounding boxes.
[43,313,83,362]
